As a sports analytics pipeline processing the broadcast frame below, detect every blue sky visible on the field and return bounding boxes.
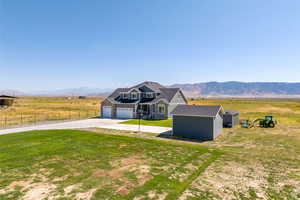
[1,0,300,91]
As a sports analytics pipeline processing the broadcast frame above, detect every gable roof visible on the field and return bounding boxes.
[131,81,165,93]
[224,110,239,115]
[159,88,180,102]
[0,95,16,99]
[171,105,223,117]
[104,81,186,104]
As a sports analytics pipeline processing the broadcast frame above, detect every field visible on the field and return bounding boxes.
[0,97,104,128]
[0,129,220,200]
[119,98,300,199]
[122,98,300,127]
[0,98,300,199]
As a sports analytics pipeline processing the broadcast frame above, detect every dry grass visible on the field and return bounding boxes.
[0,96,104,128]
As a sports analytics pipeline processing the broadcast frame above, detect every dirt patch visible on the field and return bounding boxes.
[146,190,168,200]
[180,160,268,199]
[92,155,153,195]
[75,188,97,200]
[111,156,143,167]
[64,184,81,195]
[23,182,56,200]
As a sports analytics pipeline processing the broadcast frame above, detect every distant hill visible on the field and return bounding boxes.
[2,82,300,98]
[0,88,112,97]
[29,87,112,97]
[0,90,26,96]
[170,82,300,98]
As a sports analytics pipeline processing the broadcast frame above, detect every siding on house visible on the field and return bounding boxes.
[101,99,113,117]
[153,100,168,120]
[168,91,187,117]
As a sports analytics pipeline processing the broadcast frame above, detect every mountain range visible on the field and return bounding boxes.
[1,82,300,98]
[170,82,300,98]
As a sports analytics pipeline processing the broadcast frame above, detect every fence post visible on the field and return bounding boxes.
[21,113,23,125]
[5,116,7,127]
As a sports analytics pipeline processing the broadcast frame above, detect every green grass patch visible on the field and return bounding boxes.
[0,129,220,199]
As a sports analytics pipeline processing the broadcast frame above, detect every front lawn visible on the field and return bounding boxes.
[120,119,172,127]
[0,129,219,200]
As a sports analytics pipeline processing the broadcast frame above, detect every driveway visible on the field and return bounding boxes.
[0,118,172,135]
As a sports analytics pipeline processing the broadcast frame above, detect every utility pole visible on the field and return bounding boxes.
[135,103,143,133]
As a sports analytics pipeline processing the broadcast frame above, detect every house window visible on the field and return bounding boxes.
[146,93,153,98]
[122,93,128,99]
[131,92,138,99]
[158,104,165,114]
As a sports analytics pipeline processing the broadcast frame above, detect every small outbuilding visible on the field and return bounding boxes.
[171,105,224,141]
[0,95,16,107]
[223,110,239,128]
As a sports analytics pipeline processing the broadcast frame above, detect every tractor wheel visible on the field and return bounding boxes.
[268,121,275,128]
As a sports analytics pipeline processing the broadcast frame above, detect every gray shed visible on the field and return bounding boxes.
[223,110,239,128]
[171,105,224,141]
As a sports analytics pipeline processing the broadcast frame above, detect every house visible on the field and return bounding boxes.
[0,95,16,107]
[223,110,240,128]
[171,105,224,141]
[101,81,187,119]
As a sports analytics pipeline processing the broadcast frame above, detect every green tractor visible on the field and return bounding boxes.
[259,116,276,128]
[241,116,277,128]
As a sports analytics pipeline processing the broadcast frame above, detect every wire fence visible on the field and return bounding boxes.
[0,110,100,129]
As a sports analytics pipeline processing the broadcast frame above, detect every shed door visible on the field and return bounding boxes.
[116,108,134,119]
[102,106,112,118]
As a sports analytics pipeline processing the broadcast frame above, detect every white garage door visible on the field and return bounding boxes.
[116,108,134,119]
[102,106,112,118]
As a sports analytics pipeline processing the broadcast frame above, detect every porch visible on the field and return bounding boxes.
[137,104,167,120]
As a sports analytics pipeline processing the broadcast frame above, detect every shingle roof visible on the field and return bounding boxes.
[0,95,16,99]
[158,88,180,102]
[224,110,239,115]
[131,81,165,93]
[105,82,183,104]
[171,105,223,117]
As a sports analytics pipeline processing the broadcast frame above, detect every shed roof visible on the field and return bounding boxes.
[0,95,16,99]
[171,105,223,117]
[224,110,239,115]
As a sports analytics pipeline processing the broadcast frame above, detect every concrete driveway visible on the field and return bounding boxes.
[0,118,172,135]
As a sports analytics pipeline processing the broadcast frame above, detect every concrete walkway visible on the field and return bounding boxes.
[0,118,172,135]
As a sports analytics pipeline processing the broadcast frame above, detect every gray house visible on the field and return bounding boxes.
[171,105,224,141]
[101,81,187,119]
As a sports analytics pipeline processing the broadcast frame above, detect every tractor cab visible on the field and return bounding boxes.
[260,115,276,128]
[265,116,273,121]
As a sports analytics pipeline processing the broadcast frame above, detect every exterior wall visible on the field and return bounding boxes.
[168,91,187,117]
[223,114,239,127]
[213,113,223,138]
[232,114,240,126]
[101,99,136,118]
[153,100,168,120]
[0,99,14,107]
[115,104,136,118]
[101,99,113,117]
[173,115,214,141]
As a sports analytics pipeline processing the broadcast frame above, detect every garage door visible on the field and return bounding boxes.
[102,106,112,118]
[116,108,134,119]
